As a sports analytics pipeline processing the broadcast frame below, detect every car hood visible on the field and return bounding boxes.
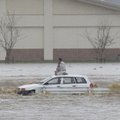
[18,84,42,90]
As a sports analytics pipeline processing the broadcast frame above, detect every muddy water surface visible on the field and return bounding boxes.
[0,76,120,120]
[0,93,120,120]
[0,94,120,120]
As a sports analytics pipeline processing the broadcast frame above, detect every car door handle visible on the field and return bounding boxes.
[72,85,76,87]
[57,86,61,88]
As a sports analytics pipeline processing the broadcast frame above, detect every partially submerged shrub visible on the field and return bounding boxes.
[109,83,120,93]
[0,87,16,94]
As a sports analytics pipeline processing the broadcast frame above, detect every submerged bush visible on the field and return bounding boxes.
[0,87,16,94]
[109,83,120,93]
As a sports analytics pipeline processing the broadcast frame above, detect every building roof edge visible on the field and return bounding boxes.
[77,0,120,11]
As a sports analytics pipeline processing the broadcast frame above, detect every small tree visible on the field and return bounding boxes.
[0,14,20,63]
[84,22,115,62]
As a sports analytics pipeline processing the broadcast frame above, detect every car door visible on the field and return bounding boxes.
[74,77,89,93]
[42,77,62,93]
[60,77,77,93]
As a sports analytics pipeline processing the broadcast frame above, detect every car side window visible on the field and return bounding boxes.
[44,77,61,85]
[75,77,87,83]
[63,77,75,84]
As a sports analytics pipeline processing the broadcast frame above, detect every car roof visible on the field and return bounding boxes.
[52,74,88,78]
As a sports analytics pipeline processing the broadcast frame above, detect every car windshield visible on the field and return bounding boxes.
[39,76,53,84]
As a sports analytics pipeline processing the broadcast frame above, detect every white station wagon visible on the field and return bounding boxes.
[17,75,94,95]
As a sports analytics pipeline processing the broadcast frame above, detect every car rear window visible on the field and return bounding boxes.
[75,77,87,83]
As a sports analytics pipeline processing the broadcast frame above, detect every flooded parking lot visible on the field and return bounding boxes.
[0,76,120,120]
[0,93,120,120]
[0,63,120,120]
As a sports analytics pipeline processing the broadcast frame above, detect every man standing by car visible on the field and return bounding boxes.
[55,58,67,75]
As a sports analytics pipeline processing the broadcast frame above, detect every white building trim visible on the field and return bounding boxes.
[0,0,6,17]
[44,0,53,60]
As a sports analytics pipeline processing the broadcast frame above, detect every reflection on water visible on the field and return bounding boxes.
[0,94,120,120]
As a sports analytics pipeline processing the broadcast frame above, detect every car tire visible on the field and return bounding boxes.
[29,90,35,95]
[20,90,35,95]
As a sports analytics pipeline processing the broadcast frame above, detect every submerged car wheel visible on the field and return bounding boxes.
[22,91,29,95]
[29,90,35,95]
[19,90,35,95]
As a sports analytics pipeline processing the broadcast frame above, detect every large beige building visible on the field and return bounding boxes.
[0,0,120,62]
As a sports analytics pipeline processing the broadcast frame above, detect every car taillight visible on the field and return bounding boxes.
[90,83,94,88]
[90,83,97,88]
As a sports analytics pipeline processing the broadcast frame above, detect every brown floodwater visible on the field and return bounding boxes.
[0,93,120,120]
[0,76,120,120]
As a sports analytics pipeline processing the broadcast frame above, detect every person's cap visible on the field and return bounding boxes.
[59,58,62,61]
